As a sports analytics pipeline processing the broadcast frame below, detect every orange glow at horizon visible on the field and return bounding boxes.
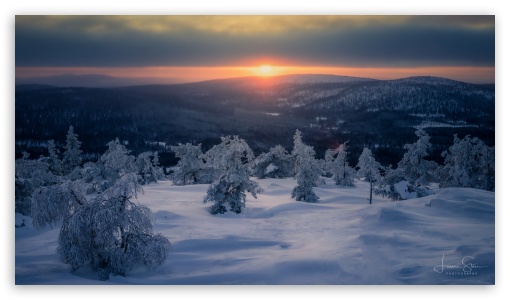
[15,65,495,84]
[258,65,273,76]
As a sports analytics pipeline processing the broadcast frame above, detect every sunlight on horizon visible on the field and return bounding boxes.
[258,65,273,76]
[15,65,495,85]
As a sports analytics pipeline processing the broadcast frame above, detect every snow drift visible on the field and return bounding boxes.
[15,178,494,284]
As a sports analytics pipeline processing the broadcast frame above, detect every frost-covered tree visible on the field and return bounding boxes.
[31,180,86,229]
[375,130,437,200]
[32,155,171,280]
[322,148,337,177]
[203,136,261,214]
[356,148,382,204]
[62,126,82,175]
[59,174,171,280]
[31,173,171,280]
[438,135,495,191]
[397,130,437,186]
[478,144,495,192]
[252,145,294,179]
[291,130,322,203]
[15,152,59,215]
[45,139,63,176]
[331,143,356,187]
[170,143,215,185]
[82,139,138,193]
[136,151,165,185]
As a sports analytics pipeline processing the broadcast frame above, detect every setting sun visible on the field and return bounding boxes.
[259,64,273,75]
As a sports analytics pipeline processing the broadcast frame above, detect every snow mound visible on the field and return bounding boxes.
[249,201,334,219]
[394,180,417,200]
[16,179,494,284]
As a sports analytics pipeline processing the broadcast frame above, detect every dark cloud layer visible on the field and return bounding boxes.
[15,16,495,68]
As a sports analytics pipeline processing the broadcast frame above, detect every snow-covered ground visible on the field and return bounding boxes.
[15,178,495,284]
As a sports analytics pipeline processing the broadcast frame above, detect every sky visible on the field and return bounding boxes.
[15,15,495,84]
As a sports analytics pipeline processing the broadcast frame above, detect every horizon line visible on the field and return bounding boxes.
[15,71,495,87]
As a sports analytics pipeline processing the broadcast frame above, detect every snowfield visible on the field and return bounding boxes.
[15,178,495,284]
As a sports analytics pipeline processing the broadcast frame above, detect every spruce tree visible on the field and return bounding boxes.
[171,143,209,185]
[375,130,437,200]
[439,135,495,191]
[356,148,381,204]
[62,126,82,175]
[291,130,322,203]
[203,136,261,214]
[252,145,294,179]
[331,143,356,187]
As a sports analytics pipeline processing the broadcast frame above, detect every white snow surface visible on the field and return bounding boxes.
[15,178,494,284]
[264,163,278,175]
[394,180,417,200]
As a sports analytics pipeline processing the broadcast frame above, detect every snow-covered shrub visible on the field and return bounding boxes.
[31,180,85,229]
[330,143,356,187]
[171,143,218,185]
[252,145,294,179]
[356,148,382,204]
[135,151,165,185]
[83,139,138,193]
[23,131,172,280]
[291,130,322,203]
[322,148,336,177]
[203,136,261,214]
[375,129,437,200]
[42,139,63,176]
[438,135,495,191]
[15,153,59,216]
[56,174,171,280]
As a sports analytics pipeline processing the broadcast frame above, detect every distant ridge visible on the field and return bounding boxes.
[182,73,376,87]
[270,74,377,84]
[15,74,183,88]
[15,73,492,89]
[15,84,57,92]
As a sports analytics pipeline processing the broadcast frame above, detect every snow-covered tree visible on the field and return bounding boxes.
[31,174,170,280]
[15,152,59,215]
[203,136,261,214]
[356,148,382,204]
[291,130,322,203]
[322,148,337,177]
[375,130,437,200]
[397,130,437,186]
[82,139,138,193]
[45,139,63,176]
[331,143,356,187]
[62,126,82,175]
[170,143,215,185]
[135,151,165,185]
[32,159,171,280]
[252,145,294,179]
[31,180,86,229]
[438,135,495,191]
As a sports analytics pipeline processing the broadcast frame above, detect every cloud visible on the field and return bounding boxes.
[15,15,495,68]
[15,15,495,34]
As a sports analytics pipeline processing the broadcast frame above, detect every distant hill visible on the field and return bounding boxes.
[15,74,495,167]
[118,74,377,109]
[306,76,494,118]
[15,84,57,92]
[15,74,183,88]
